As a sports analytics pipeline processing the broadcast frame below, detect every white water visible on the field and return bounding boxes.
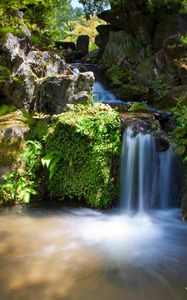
[120,127,174,212]
[0,207,187,300]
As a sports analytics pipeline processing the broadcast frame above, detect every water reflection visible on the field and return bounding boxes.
[0,208,186,300]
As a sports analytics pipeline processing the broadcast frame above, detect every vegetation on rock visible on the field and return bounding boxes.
[45,104,121,208]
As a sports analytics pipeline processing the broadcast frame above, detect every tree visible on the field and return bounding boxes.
[79,0,186,15]
[0,0,83,44]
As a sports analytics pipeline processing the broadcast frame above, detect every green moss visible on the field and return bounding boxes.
[45,104,121,208]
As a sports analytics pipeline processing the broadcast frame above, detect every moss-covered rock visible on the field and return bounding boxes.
[45,104,121,208]
[0,110,29,176]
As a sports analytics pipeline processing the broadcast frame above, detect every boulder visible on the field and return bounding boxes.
[1,33,94,114]
[95,24,116,49]
[153,14,187,50]
[35,71,95,114]
[0,111,29,180]
[98,9,131,32]
[76,35,89,57]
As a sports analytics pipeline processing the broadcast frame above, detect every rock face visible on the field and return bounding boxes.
[0,33,94,114]
[96,9,187,107]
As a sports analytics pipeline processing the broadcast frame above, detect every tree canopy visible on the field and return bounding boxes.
[79,0,186,14]
[0,0,83,45]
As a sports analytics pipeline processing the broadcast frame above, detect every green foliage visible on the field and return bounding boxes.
[0,65,12,84]
[0,0,83,46]
[150,75,172,103]
[42,151,62,179]
[0,105,16,116]
[171,101,187,160]
[45,104,121,208]
[79,0,185,14]
[106,65,134,87]
[0,140,43,204]
[128,101,149,113]
[181,35,187,45]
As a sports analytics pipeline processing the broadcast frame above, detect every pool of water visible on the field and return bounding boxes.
[0,207,187,300]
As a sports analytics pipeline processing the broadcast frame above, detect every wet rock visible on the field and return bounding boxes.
[154,130,170,151]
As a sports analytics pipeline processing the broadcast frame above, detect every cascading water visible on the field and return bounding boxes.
[120,125,174,213]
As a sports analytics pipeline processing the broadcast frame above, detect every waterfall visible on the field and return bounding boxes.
[120,126,173,213]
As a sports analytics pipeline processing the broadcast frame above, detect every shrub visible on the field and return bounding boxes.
[45,104,121,208]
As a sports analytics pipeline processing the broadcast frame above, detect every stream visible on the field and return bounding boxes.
[0,66,187,299]
[0,207,187,300]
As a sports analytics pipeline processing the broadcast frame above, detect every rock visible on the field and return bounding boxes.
[113,84,149,101]
[103,31,141,67]
[76,35,89,57]
[0,111,29,179]
[55,41,76,51]
[153,14,187,50]
[35,75,74,114]
[26,50,65,78]
[1,33,24,66]
[131,11,154,45]
[154,130,170,151]
[98,9,131,32]
[161,85,187,108]
[82,49,101,63]
[35,71,95,114]
[95,25,113,49]
[163,35,187,84]
[1,32,94,114]
[69,71,95,104]
[3,62,37,109]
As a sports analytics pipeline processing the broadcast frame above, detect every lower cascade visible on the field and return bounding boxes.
[120,125,173,213]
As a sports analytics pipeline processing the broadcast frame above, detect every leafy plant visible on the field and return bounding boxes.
[171,100,187,161]
[45,104,121,208]
[106,64,134,87]
[0,104,16,116]
[41,151,62,179]
[128,101,149,113]
[150,75,172,102]
[0,140,43,204]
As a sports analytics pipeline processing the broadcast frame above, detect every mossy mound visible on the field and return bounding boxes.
[45,104,121,208]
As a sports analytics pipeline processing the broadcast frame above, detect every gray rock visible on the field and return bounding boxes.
[35,71,95,114]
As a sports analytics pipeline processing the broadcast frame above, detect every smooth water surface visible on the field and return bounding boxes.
[0,207,187,300]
